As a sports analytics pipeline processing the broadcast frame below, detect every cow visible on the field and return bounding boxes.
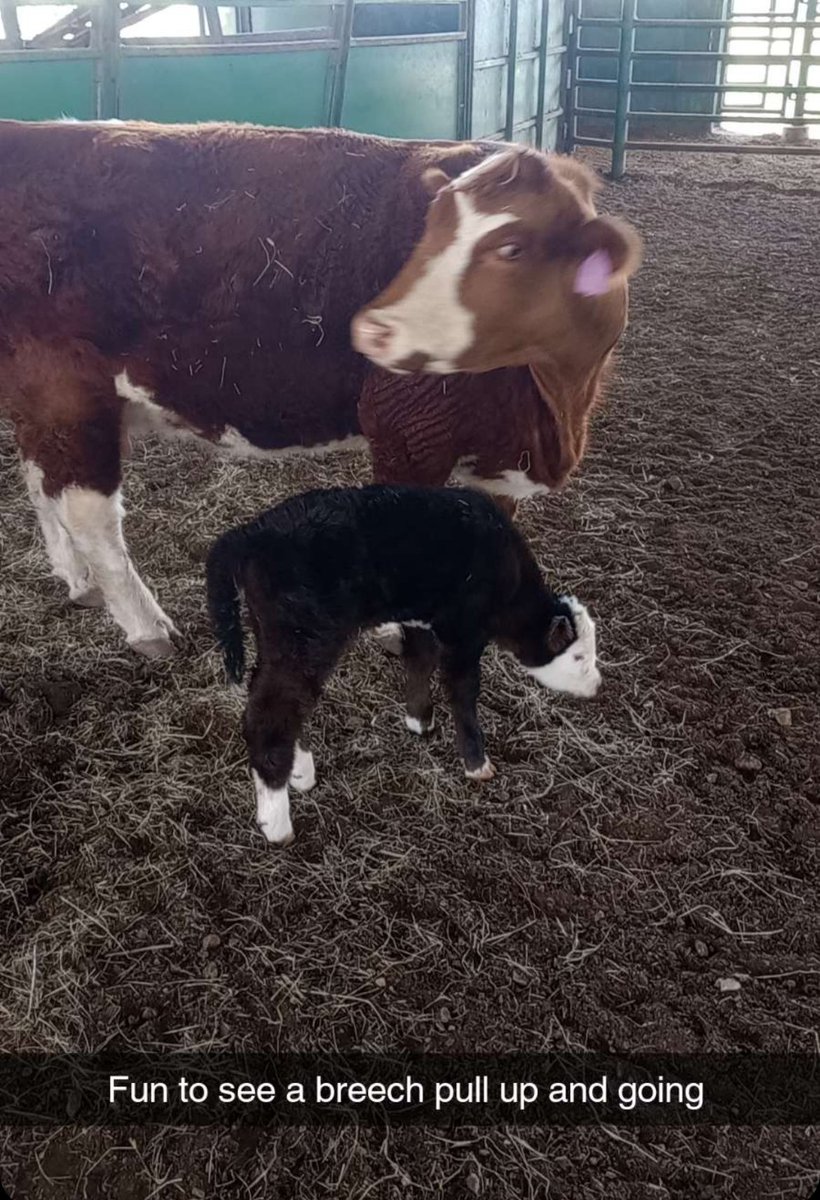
[206,484,600,845]
[0,119,641,658]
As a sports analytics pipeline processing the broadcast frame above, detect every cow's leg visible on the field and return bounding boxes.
[18,417,178,658]
[440,645,495,782]
[402,625,439,735]
[58,487,179,658]
[21,459,103,608]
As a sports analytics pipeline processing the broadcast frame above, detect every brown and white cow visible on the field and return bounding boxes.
[0,119,640,657]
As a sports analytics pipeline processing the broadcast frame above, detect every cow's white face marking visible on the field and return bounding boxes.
[366,193,516,373]
[525,597,600,698]
[253,772,293,845]
[452,458,552,500]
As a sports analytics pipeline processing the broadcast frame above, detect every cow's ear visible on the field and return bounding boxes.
[572,216,642,296]
[421,167,452,197]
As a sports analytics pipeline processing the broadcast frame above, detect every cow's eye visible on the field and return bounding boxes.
[496,242,522,261]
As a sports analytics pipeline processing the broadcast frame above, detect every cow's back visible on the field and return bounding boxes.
[0,121,493,447]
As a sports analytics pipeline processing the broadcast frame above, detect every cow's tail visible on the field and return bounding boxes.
[206,531,249,684]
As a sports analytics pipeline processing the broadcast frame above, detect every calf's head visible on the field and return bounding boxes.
[513,595,601,700]
[351,148,641,375]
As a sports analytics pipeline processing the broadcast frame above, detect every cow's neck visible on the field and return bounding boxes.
[528,361,594,483]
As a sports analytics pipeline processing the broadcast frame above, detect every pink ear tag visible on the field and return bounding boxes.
[574,249,613,296]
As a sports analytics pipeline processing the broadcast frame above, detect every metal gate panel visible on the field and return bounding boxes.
[470,0,567,148]
[565,0,820,176]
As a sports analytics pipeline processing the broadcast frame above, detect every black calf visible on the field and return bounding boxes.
[206,485,600,845]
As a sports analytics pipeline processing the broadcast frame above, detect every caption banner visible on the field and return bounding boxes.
[1,1053,818,1127]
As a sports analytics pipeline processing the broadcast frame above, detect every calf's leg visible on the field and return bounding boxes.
[243,639,342,845]
[402,626,439,734]
[440,647,495,781]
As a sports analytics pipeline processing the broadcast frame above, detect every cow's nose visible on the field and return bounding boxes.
[352,313,396,358]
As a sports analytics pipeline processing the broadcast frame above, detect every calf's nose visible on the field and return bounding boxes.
[351,312,396,358]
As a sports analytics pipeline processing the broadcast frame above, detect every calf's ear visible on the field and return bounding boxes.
[422,167,453,197]
[547,614,575,657]
[572,216,643,296]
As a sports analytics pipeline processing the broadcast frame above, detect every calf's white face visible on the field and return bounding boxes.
[526,597,601,699]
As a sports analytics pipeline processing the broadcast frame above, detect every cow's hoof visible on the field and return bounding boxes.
[71,586,104,609]
[465,758,496,782]
[405,714,435,736]
[131,635,177,660]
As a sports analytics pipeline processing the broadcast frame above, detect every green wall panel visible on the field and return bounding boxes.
[0,59,96,120]
[342,41,459,138]
[473,61,505,137]
[119,50,331,126]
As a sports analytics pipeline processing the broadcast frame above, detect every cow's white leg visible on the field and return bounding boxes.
[289,742,316,792]
[57,486,179,658]
[22,461,103,607]
[253,771,294,845]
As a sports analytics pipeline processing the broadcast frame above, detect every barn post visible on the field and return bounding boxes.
[96,0,121,120]
[535,0,551,148]
[0,1,22,49]
[329,0,357,127]
[505,0,520,141]
[562,0,578,153]
[790,0,818,142]
[459,0,477,139]
[611,0,636,179]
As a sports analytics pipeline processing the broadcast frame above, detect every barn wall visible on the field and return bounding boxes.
[0,0,565,148]
[471,0,567,149]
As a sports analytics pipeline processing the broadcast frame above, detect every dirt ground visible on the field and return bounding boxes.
[1,147,818,1197]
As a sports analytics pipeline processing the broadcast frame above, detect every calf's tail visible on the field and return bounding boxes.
[206,531,248,683]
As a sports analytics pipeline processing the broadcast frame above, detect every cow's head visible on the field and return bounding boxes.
[351,148,641,375]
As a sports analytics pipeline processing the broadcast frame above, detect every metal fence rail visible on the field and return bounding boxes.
[564,0,820,177]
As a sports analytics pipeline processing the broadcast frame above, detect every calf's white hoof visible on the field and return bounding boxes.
[465,758,497,782]
[130,635,177,660]
[405,714,435,736]
[259,825,295,848]
[70,586,105,609]
[253,772,294,845]
[373,623,404,657]
[289,747,316,793]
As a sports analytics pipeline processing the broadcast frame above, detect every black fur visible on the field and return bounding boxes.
[206,485,579,792]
